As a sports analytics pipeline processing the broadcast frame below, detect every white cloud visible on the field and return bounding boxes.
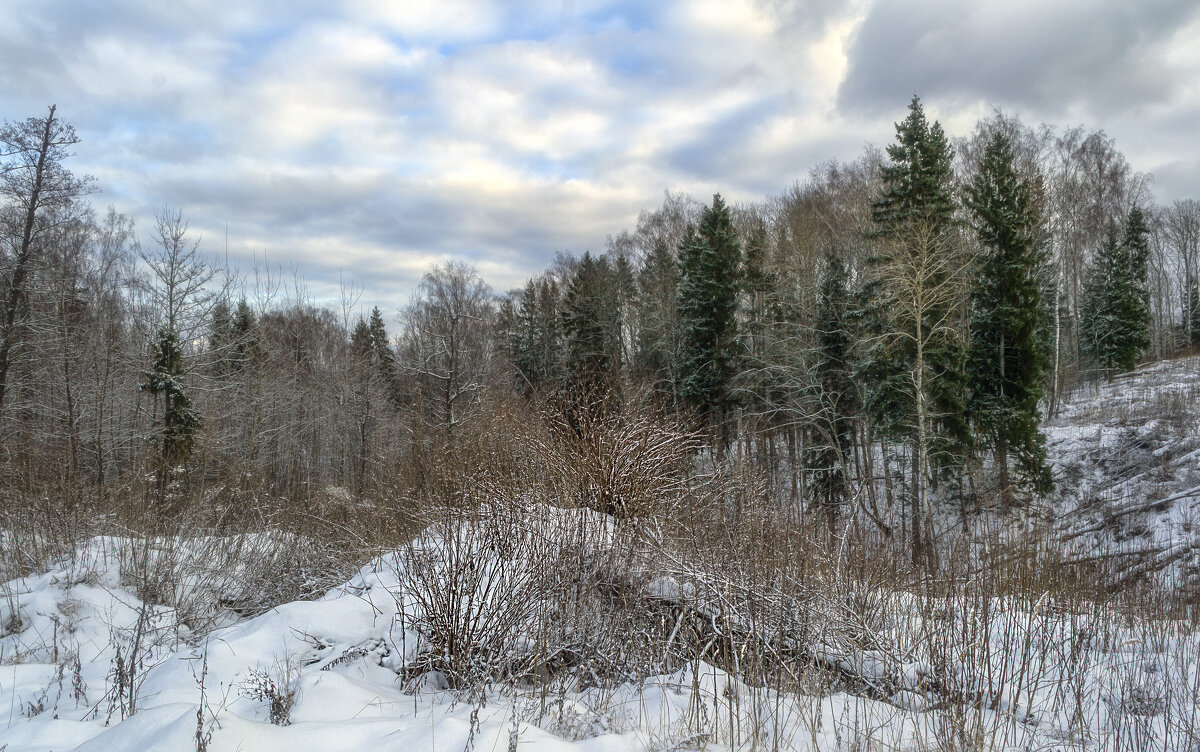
[1,0,1197,313]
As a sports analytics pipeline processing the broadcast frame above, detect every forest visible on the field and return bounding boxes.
[2,98,1200,750]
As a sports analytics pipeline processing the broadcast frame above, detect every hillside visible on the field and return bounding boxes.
[1,359,1199,751]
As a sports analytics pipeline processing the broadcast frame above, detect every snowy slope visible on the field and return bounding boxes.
[1045,356,1200,591]
[2,506,1198,751]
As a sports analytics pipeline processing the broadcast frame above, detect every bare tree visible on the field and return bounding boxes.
[399,261,494,445]
[1164,199,1200,345]
[0,105,94,412]
[138,207,225,478]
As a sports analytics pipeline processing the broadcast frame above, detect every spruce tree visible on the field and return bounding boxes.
[351,316,373,360]
[232,298,258,370]
[368,307,393,367]
[866,96,968,568]
[1122,207,1152,360]
[807,251,857,523]
[513,280,542,394]
[965,132,1052,498]
[677,194,742,444]
[561,253,622,400]
[1080,208,1152,374]
[143,329,201,465]
[635,238,680,394]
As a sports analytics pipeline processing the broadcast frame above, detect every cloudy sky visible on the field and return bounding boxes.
[2,0,1198,312]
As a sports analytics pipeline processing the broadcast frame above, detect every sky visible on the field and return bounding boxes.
[2,0,1198,313]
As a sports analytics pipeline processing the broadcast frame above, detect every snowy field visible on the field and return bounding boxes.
[2,359,1200,751]
[2,509,1198,751]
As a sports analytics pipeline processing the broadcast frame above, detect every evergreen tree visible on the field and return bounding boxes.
[866,96,968,568]
[1080,208,1152,374]
[513,277,564,395]
[1123,207,1152,358]
[367,307,393,367]
[965,131,1052,498]
[677,194,742,443]
[635,238,680,394]
[350,316,373,360]
[142,329,201,465]
[513,280,542,394]
[807,251,857,523]
[561,253,622,399]
[1189,282,1200,347]
[209,297,235,377]
[232,297,259,370]
[209,298,233,352]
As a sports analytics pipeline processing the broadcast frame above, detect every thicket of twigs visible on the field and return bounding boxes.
[2,388,1198,750]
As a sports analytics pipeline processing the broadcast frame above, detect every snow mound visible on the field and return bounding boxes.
[1,504,1198,750]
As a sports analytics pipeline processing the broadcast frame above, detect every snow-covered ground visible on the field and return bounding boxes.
[3,357,1200,751]
[2,505,1199,751]
[1046,356,1200,592]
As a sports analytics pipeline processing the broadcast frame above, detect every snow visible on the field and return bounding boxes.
[0,508,1196,751]
[2,358,1200,750]
[1044,356,1200,590]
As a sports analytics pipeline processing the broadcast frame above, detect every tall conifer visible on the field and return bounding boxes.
[965,132,1052,497]
[677,194,742,443]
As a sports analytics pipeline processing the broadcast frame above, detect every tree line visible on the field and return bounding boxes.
[1,101,1195,563]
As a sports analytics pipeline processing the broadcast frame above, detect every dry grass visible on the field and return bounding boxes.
[1,393,1198,750]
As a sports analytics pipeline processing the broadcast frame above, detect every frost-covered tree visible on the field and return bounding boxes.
[0,105,94,411]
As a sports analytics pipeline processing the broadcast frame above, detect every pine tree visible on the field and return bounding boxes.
[965,131,1052,499]
[677,194,742,445]
[866,96,968,568]
[807,251,857,523]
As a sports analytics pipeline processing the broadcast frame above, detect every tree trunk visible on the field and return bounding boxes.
[0,108,56,412]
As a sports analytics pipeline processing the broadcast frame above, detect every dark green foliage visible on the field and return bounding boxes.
[677,194,742,428]
[142,329,201,464]
[367,307,393,367]
[232,298,259,369]
[514,277,563,394]
[872,97,956,232]
[561,253,623,398]
[865,96,970,474]
[1080,208,1152,373]
[1189,282,1200,347]
[965,132,1052,495]
[351,316,373,360]
[807,251,857,519]
[209,298,233,352]
[635,238,680,394]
